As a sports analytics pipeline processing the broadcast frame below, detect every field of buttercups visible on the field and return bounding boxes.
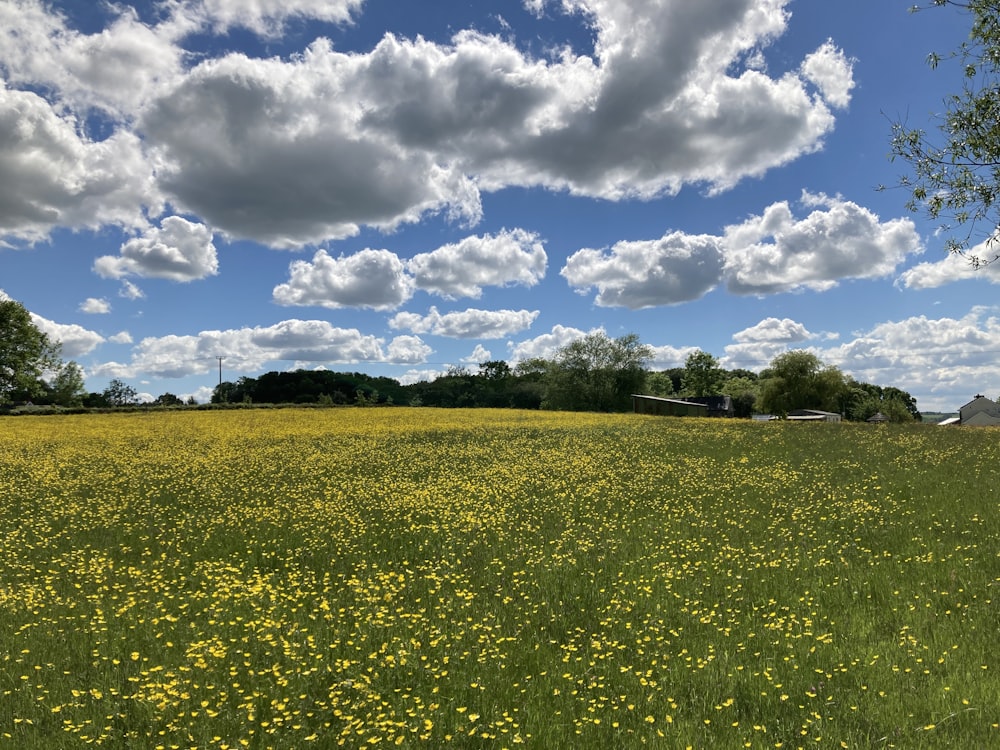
[0,408,997,749]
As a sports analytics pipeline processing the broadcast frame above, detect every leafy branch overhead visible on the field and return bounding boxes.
[888,0,1000,266]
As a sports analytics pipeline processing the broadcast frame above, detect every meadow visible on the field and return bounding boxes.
[0,408,997,749]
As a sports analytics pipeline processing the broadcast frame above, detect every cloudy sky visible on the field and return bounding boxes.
[1,0,996,411]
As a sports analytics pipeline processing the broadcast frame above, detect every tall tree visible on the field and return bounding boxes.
[888,0,1000,266]
[50,361,87,406]
[721,375,759,419]
[0,299,61,402]
[680,350,724,396]
[103,378,138,406]
[543,332,652,412]
[757,350,849,415]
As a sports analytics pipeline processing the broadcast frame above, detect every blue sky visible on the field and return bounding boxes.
[1,0,996,412]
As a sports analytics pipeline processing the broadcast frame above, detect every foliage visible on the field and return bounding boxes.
[102,378,139,407]
[0,298,61,402]
[49,361,87,407]
[542,331,653,412]
[645,371,676,397]
[0,410,997,748]
[720,375,760,418]
[153,392,184,406]
[846,382,922,422]
[888,0,1000,265]
[757,350,850,415]
[680,349,724,396]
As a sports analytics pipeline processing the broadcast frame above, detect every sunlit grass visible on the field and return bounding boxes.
[0,409,997,748]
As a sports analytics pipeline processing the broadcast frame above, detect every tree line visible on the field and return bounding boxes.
[0,298,921,421]
[211,331,921,422]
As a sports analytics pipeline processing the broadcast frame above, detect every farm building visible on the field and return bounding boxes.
[786,409,842,423]
[955,395,1000,426]
[632,394,733,418]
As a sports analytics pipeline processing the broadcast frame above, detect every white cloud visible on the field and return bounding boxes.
[463,344,493,364]
[0,0,856,249]
[0,86,155,244]
[80,298,111,314]
[732,317,815,343]
[648,344,700,369]
[816,307,1000,412]
[90,319,432,378]
[140,41,483,248]
[389,307,539,339]
[896,244,1000,290]
[801,40,855,109]
[94,217,218,282]
[0,1,184,115]
[119,280,145,300]
[30,314,105,358]
[396,368,446,386]
[273,248,415,310]
[723,192,923,294]
[561,232,725,308]
[182,0,363,36]
[407,229,548,299]
[275,230,547,309]
[508,323,596,363]
[562,192,922,308]
[385,335,434,364]
[715,308,1000,413]
[109,331,133,344]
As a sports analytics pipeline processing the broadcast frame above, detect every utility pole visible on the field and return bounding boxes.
[217,356,224,386]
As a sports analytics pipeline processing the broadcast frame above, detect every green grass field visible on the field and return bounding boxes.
[0,409,997,748]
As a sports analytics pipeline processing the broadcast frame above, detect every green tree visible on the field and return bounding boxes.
[680,350,724,396]
[721,375,759,418]
[645,371,676,397]
[103,378,138,406]
[757,351,849,415]
[0,299,61,402]
[153,392,184,406]
[888,0,1000,265]
[543,332,652,412]
[846,381,920,422]
[50,361,86,406]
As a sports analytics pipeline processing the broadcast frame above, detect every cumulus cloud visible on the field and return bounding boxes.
[80,298,111,314]
[90,319,432,378]
[463,344,493,364]
[801,40,855,109]
[273,248,415,310]
[30,315,105,358]
[732,317,815,343]
[0,0,856,249]
[712,308,1000,412]
[0,1,185,116]
[721,317,819,371]
[182,0,363,36]
[275,230,547,309]
[896,244,1000,290]
[817,307,1000,411]
[407,229,548,298]
[562,193,922,308]
[109,331,133,344]
[140,41,484,248]
[562,232,725,308]
[508,323,596,363]
[0,87,156,244]
[723,192,923,295]
[389,307,539,338]
[649,344,701,369]
[94,217,218,282]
